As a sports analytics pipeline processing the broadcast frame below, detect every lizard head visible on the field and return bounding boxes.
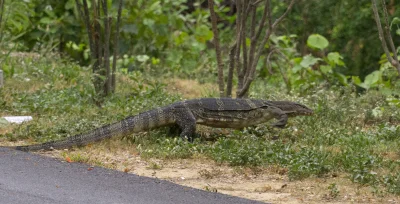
[267,101,314,117]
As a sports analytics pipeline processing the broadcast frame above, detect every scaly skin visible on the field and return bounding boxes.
[3,98,313,151]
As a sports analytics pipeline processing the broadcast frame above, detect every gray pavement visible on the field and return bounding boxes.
[0,147,264,204]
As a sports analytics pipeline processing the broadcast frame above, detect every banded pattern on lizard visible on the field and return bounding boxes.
[3,98,313,151]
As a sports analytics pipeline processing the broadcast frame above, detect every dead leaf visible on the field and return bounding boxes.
[65,156,73,163]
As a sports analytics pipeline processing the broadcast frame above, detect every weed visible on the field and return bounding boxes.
[198,168,222,179]
[147,161,163,170]
[327,183,340,199]
[62,152,90,163]
[383,172,400,195]
[203,184,218,193]
[288,147,332,180]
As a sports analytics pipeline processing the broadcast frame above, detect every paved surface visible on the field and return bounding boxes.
[0,147,264,204]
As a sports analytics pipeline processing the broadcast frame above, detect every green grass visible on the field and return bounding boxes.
[1,53,400,195]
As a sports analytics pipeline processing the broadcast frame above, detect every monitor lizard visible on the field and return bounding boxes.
[2,98,313,151]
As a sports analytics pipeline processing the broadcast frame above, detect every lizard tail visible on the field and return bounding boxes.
[13,117,133,151]
[9,107,175,152]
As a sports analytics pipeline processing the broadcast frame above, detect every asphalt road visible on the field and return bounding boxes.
[0,147,264,204]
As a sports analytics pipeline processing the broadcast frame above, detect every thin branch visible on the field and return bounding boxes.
[234,0,243,88]
[246,1,267,82]
[241,2,253,83]
[208,0,225,97]
[252,0,263,6]
[226,44,236,97]
[0,0,5,35]
[267,0,272,33]
[76,0,95,60]
[235,0,251,92]
[265,51,274,75]
[101,0,111,94]
[238,0,296,97]
[95,0,102,73]
[273,49,293,91]
[380,0,400,71]
[112,0,123,92]
[255,0,269,42]
[270,0,295,30]
[371,0,398,74]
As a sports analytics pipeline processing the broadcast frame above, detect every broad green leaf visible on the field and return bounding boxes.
[121,24,138,34]
[292,57,303,64]
[364,70,381,87]
[320,65,332,74]
[151,57,160,65]
[396,29,400,36]
[292,65,303,73]
[300,55,321,68]
[195,25,213,43]
[327,52,345,66]
[143,18,155,27]
[291,57,303,73]
[292,78,307,87]
[191,40,206,52]
[307,34,329,50]
[334,72,348,86]
[351,76,362,85]
[173,31,188,45]
[136,55,150,62]
[390,17,400,30]
[148,1,162,14]
[65,0,75,10]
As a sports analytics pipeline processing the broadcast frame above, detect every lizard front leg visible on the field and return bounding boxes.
[268,106,288,128]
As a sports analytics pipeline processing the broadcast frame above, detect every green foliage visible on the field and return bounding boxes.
[18,0,82,51]
[0,0,221,79]
[118,0,215,75]
[383,173,400,195]
[307,34,329,50]
[267,34,348,93]
[0,0,33,41]
[390,17,400,36]
[288,147,331,180]
[267,32,399,95]
[285,0,400,78]
[352,52,400,95]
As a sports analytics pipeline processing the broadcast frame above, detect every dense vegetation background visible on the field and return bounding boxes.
[1,0,400,92]
[1,0,400,199]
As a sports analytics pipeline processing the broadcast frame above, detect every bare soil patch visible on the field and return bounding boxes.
[166,78,218,99]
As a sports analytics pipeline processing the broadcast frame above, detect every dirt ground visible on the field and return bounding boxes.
[20,139,396,204]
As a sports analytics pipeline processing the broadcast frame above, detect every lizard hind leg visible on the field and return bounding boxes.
[167,124,182,137]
